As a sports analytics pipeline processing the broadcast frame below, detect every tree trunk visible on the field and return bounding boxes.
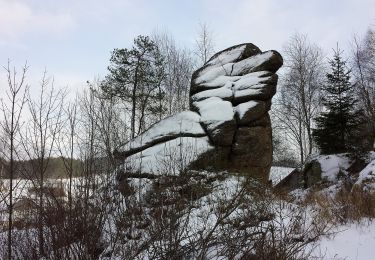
[7,101,14,260]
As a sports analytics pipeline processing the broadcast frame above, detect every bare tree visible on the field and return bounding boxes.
[81,80,128,167]
[21,71,65,258]
[56,97,78,217]
[351,28,375,147]
[194,22,215,66]
[274,33,325,164]
[0,61,29,260]
[271,125,299,166]
[152,30,194,114]
[60,82,128,257]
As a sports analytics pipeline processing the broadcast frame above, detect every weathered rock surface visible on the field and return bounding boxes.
[115,43,283,181]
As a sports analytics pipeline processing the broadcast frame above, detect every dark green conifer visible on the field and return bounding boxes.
[313,47,363,154]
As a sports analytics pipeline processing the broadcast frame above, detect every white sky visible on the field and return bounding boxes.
[0,0,374,93]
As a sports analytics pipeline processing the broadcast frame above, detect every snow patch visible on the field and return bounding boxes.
[194,63,234,85]
[123,136,213,175]
[191,85,233,102]
[206,45,246,67]
[317,154,351,182]
[233,84,270,99]
[236,100,259,119]
[313,221,375,260]
[193,97,234,130]
[355,159,375,190]
[269,166,295,185]
[232,71,271,91]
[197,75,240,88]
[232,51,274,75]
[119,111,205,153]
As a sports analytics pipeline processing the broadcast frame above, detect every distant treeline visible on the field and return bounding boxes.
[0,157,83,179]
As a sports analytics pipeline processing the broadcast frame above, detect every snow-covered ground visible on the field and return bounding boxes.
[2,165,375,259]
[273,161,375,260]
[302,152,375,259]
[312,221,375,260]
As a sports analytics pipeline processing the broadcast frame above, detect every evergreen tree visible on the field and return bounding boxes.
[101,35,166,138]
[313,47,363,154]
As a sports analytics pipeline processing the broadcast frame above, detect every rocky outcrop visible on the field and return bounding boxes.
[275,153,363,191]
[115,43,283,181]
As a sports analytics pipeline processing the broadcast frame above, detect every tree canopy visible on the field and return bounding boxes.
[101,35,166,138]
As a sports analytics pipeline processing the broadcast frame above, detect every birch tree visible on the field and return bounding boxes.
[274,33,325,164]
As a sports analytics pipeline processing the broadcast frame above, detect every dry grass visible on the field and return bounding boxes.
[334,186,375,221]
[301,184,375,224]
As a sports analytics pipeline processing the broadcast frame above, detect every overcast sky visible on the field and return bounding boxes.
[0,0,374,93]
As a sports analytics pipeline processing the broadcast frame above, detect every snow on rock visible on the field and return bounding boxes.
[200,75,241,88]
[231,71,273,91]
[355,159,375,191]
[193,97,234,129]
[122,136,213,175]
[191,85,233,102]
[116,43,283,178]
[317,154,351,182]
[235,100,270,124]
[277,151,375,191]
[236,101,259,118]
[191,72,275,104]
[193,97,236,146]
[231,51,276,75]
[116,111,205,157]
[191,44,261,90]
[233,83,276,102]
[205,44,248,67]
[193,64,234,87]
[269,166,295,186]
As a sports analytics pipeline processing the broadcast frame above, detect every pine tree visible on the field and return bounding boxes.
[101,35,166,138]
[313,47,363,154]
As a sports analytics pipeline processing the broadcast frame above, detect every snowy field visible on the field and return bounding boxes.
[0,176,105,216]
[312,221,375,260]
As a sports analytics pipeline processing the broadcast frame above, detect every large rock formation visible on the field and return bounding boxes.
[115,43,283,181]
